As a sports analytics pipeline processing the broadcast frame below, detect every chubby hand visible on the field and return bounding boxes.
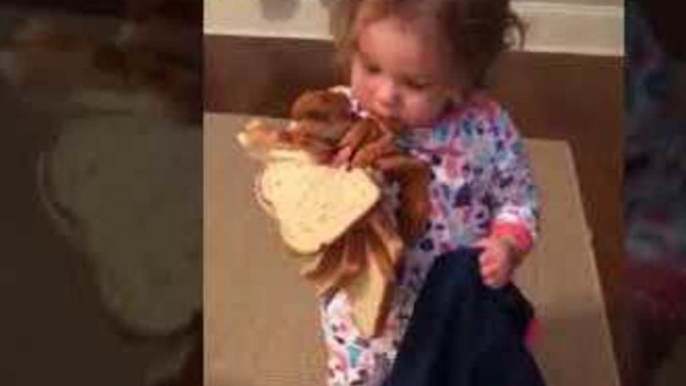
[331,118,397,169]
[474,237,521,289]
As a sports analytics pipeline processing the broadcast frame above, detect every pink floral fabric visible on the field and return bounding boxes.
[321,88,540,386]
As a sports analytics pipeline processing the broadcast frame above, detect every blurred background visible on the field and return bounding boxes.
[0,1,201,385]
[625,0,686,385]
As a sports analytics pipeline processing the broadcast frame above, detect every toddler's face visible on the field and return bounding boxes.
[350,15,459,129]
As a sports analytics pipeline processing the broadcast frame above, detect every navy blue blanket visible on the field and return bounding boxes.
[383,248,546,386]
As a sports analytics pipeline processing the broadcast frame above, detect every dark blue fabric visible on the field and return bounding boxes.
[383,247,546,386]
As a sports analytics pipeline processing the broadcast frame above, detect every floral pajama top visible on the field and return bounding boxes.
[321,88,540,386]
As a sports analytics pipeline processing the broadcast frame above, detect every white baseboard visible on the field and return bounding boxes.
[204,0,623,56]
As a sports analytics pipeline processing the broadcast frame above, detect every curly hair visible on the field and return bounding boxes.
[330,0,526,91]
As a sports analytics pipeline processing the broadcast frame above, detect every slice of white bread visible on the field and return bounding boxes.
[344,226,395,338]
[256,154,381,255]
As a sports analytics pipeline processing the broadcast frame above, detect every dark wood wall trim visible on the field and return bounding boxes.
[204,33,628,384]
[204,35,338,117]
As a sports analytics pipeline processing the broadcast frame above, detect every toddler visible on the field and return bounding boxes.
[320,1,540,385]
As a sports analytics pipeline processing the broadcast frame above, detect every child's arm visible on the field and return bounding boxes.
[490,107,540,252]
[478,107,540,288]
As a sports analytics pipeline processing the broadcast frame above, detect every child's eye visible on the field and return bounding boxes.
[403,78,430,91]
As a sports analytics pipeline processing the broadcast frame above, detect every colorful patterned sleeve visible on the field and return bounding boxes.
[487,106,541,254]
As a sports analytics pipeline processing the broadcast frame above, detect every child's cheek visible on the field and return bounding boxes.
[351,78,375,113]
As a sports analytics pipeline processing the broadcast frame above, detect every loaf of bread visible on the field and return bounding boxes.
[237,89,430,339]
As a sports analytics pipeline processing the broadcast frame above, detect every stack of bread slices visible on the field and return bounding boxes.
[237,121,406,338]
